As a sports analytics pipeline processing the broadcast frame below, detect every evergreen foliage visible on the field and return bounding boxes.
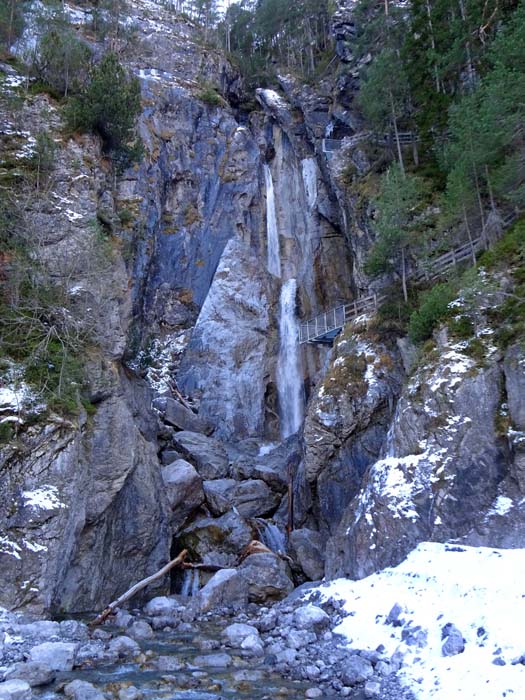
[65,53,142,167]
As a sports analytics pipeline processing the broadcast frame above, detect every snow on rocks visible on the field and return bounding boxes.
[315,542,525,700]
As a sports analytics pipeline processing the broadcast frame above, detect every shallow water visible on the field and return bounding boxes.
[34,621,342,700]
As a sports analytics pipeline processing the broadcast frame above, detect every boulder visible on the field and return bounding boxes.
[128,620,154,640]
[441,623,465,657]
[3,662,55,687]
[0,680,32,700]
[143,596,180,617]
[341,655,374,686]
[203,479,279,518]
[64,680,105,700]
[172,431,229,479]
[293,604,330,631]
[193,653,232,668]
[288,529,325,580]
[239,552,294,603]
[203,479,237,515]
[28,642,77,672]
[108,636,140,659]
[221,622,260,646]
[197,569,249,613]
[178,510,253,567]
[161,459,204,529]
[162,397,212,435]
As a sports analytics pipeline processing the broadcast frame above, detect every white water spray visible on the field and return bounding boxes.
[180,569,200,597]
[264,164,281,277]
[277,278,304,438]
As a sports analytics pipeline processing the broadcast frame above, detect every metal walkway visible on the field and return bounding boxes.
[300,210,520,345]
[299,293,383,344]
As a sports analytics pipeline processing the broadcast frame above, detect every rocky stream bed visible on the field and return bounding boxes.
[0,591,415,700]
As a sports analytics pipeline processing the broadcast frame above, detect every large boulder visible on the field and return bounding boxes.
[288,528,325,580]
[197,569,249,613]
[171,432,229,480]
[238,552,294,603]
[28,642,77,672]
[0,680,32,700]
[178,510,253,567]
[161,459,204,529]
[157,397,212,435]
[203,479,279,517]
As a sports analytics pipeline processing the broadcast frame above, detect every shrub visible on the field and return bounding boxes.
[65,52,142,168]
[33,28,92,97]
[197,82,224,107]
[408,282,456,343]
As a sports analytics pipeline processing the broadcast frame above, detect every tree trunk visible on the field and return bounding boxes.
[90,550,188,627]
[401,246,408,303]
[462,203,476,265]
[390,90,406,176]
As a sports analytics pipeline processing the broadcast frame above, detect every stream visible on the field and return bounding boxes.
[32,618,342,700]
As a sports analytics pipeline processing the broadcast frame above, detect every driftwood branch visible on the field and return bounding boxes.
[90,549,188,627]
[181,562,223,572]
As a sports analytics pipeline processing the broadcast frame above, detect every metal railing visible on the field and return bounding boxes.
[299,209,520,345]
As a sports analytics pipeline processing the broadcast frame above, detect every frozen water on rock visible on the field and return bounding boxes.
[301,158,317,210]
[264,164,281,278]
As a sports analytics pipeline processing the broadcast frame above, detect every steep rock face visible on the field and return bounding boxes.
[303,321,404,536]
[325,334,525,580]
[0,371,170,613]
[177,238,272,439]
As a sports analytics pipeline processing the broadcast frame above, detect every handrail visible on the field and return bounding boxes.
[300,209,520,344]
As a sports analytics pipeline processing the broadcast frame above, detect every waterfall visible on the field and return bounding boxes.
[264,164,281,278]
[301,158,317,210]
[180,569,200,597]
[258,520,287,554]
[277,278,304,438]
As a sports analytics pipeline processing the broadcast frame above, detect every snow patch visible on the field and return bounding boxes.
[488,495,513,516]
[315,543,525,700]
[22,486,64,510]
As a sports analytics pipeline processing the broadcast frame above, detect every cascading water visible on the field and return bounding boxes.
[264,164,281,277]
[257,519,287,554]
[277,278,304,439]
[180,569,200,597]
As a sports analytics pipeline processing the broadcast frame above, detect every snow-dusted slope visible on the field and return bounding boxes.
[316,542,525,700]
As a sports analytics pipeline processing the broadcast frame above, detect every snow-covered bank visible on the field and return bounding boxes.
[317,542,525,700]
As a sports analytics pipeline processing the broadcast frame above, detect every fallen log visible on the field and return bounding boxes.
[90,549,188,627]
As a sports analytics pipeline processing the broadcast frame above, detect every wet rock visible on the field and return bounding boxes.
[143,596,180,617]
[288,529,325,581]
[0,680,32,700]
[305,689,323,699]
[197,569,249,613]
[75,641,115,668]
[64,680,105,700]
[59,621,89,640]
[156,656,186,672]
[221,622,260,646]
[161,459,205,529]
[108,636,140,659]
[239,552,294,603]
[193,652,232,668]
[127,620,154,640]
[28,642,77,672]
[118,687,141,700]
[340,655,374,686]
[17,621,60,639]
[172,432,229,480]
[3,662,55,688]
[113,610,133,629]
[293,604,330,631]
